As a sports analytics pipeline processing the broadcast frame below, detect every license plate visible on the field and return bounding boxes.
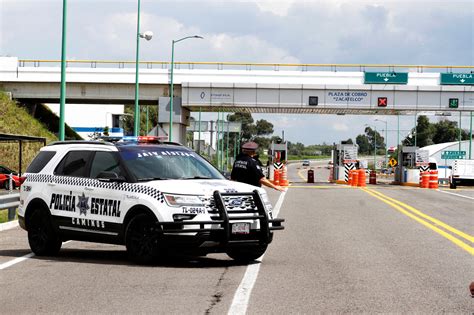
[231,222,250,235]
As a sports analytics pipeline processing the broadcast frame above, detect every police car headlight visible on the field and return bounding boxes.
[164,194,203,207]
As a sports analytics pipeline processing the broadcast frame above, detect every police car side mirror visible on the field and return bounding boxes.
[221,171,231,179]
[97,171,126,183]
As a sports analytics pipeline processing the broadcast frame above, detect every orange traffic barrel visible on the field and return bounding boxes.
[420,171,430,188]
[429,170,438,189]
[369,169,376,185]
[351,170,359,187]
[358,169,366,187]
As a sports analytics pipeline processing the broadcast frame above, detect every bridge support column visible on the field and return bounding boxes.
[157,97,190,145]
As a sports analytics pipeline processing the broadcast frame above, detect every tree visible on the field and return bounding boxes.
[356,134,370,155]
[402,116,468,147]
[288,141,305,156]
[432,119,469,143]
[414,115,434,147]
[122,105,158,136]
[227,112,255,142]
[356,127,384,155]
[224,112,275,158]
[255,119,274,136]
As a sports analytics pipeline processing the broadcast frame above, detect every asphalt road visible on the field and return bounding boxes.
[1,162,473,313]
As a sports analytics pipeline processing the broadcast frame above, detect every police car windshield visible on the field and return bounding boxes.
[118,146,225,181]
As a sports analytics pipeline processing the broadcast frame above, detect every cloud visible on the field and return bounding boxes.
[253,0,296,16]
[1,0,472,145]
[332,123,349,132]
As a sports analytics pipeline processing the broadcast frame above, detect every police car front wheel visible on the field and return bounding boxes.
[125,213,161,264]
[27,208,62,256]
[226,244,267,263]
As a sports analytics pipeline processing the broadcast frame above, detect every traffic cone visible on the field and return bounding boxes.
[280,165,289,186]
[273,169,280,185]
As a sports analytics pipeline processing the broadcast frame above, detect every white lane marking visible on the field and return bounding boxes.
[0,241,71,271]
[0,220,19,232]
[228,189,287,315]
[0,252,35,270]
[438,189,474,201]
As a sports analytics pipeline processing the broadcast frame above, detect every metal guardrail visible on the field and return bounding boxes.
[0,193,20,222]
[17,59,474,73]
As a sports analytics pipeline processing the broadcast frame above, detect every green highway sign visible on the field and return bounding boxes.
[364,72,408,84]
[440,73,474,85]
[441,150,466,159]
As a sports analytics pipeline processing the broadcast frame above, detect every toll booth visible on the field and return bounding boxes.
[268,141,287,180]
[395,146,419,183]
[331,143,359,182]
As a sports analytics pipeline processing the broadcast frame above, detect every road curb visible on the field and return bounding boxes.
[0,220,19,232]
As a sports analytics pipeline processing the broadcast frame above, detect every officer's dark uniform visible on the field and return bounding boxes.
[231,152,265,187]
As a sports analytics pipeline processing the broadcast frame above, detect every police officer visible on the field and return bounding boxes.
[231,141,284,192]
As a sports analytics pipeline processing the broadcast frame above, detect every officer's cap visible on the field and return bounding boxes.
[241,141,258,151]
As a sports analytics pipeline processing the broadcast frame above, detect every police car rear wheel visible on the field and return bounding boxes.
[125,213,161,264]
[226,245,267,262]
[27,208,62,256]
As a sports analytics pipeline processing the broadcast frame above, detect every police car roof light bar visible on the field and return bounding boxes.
[138,136,161,143]
[122,136,138,142]
[122,136,164,144]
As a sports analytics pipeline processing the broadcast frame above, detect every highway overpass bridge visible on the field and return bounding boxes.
[1,57,473,142]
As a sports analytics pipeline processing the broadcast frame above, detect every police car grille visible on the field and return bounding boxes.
[200,196,258,220]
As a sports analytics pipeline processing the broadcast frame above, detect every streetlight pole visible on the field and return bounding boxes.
[169,35,203,142]
[133,0,153,137]
[469,111,473,159]
[197,107,202,154]
[458,111,462,152]
[59,0,67,141]
[365,124,377,170]
[397,114,400,150]
[374,126,377,170]
[375,119,388,168]
[414,112,417,147]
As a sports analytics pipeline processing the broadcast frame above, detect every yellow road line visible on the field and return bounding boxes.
[366,188,474,243]
[297,169,308,181]
[362,188,474,256]
[288,185,349,189]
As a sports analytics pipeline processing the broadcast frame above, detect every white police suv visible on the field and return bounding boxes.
[19,136,284,264]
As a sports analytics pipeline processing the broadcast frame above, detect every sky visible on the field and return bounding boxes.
[1,0,473,145]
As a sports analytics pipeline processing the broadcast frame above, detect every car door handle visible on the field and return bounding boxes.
[47,182,56,187]
[85,187,94,191]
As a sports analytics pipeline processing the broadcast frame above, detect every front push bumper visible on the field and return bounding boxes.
[156,190,284,249]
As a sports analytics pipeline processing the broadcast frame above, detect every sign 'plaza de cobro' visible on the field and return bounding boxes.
[183,70,473,114]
